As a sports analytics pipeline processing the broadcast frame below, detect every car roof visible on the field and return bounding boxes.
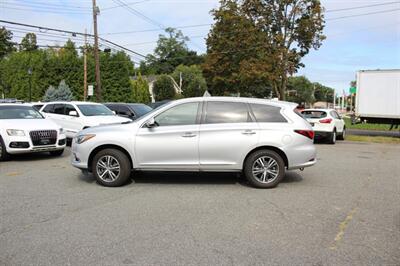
[0,103,36,107]
[302,108,334,112]
[43,101,102,105]
[171,96,298,108]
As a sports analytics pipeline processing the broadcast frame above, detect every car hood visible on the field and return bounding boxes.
[79,121,137,135]
[1,119,60,131]
[85,115,131,126]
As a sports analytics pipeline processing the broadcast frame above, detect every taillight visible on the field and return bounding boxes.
[294,130,315,140]
[319,118,332,123]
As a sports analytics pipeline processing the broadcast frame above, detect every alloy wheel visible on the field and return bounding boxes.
[96,155,121,182]
[252,156,279,184]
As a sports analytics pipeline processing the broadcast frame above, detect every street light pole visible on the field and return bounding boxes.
[28,68,32,102]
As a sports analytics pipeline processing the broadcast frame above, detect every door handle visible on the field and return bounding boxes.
[182,132,196,138]
[242,130,256,135]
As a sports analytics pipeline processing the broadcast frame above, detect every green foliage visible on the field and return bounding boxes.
[286,76,314,105]
[140,28,204,75]
[203,0,273,97]
[43,80,74,101]
[0,38,135,102]
[172,65,207,97]
[204,0,325,100]
[20,33,38,51]
[153,75,175,101]
[131,74,151,103]
[0,27,15,59]
[313,82,334,102]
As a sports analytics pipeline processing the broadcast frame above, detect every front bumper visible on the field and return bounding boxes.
[71,139,91,170]
[6,135,66,154]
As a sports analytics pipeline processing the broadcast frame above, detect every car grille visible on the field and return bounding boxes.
[29,130,57,146]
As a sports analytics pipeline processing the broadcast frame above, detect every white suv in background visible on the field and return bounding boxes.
[0,104,66,160]
[40,102,131,138]
[301,109,346,144]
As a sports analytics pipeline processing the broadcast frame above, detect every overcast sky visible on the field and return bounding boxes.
[1,0,399,95]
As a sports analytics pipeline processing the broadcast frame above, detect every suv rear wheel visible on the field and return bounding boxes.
[92,148,131,187]
[244,150,285,188]
[328,129,337,144]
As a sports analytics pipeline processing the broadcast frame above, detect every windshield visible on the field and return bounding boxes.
[77,104,114,116]
[0,105,44,119]
[129,104,153,117]
[301,110,327,119]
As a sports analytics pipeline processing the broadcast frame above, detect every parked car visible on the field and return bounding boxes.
[104,103,152,120]
[0,104,66,160]
[40,101,131,138]
[71,97,316,188]
[301,109,345,144]
[148,100,171,109]
[25,102,44,111]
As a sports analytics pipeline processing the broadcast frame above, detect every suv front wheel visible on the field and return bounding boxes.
[92,148,131,187]
[244,150,285,188]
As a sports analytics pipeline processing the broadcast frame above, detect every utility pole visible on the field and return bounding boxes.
[83,29,88,101]
[92,0,102,102]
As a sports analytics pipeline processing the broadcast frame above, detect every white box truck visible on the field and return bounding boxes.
[355,69,400,124]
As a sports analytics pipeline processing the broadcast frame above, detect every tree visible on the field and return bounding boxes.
[286,76,314,105]
[140,28,204,75]
[172,65,207,97]
[203,0,274,97]
[0,27,15,59]
[242,0,325,100]
[313,82,334,102]
[131,74,151,103]
[152,75,175,101]
[20,33,38,51]
[43,80,74,101]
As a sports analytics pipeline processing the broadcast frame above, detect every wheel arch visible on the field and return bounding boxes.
[243,146,289,169]
[88,144,133,172]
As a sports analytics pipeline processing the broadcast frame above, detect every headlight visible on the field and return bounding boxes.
[75,134,96,144]
[6,129,25,136]
[59,128,65,134]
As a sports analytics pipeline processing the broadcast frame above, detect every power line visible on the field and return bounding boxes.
[326,1,400,13]
[326,8,400,21]
[0,20,147,58]
[102,0,151,11]
[100,23,211,36]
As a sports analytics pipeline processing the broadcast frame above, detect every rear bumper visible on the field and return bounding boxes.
[314,131,331,139]
[287,158,317,170]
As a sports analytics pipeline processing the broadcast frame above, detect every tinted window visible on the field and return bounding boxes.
[65,104,78,116]
[129,104,152,117]
[53,104,65,115]
[77,104,114,116]
[155,102,199,126]
[42,104,54,113]
[205,101,249,124]
[0,105,44,119]
[250,104,287,122]
[32,104,43,111]
[119,105,132,116]
[301,110,327,119]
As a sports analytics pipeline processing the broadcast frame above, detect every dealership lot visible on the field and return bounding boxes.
[0,142,399,265]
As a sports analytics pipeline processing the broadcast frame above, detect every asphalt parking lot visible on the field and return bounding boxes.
[0,142,399,265]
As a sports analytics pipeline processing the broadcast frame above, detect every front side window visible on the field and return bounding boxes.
[250,104,287,123]
[0,106,44,119]
[204,101,250,124]
[155,102,199,126]
[53,104,65,115]
[130,104,152,117]
[77,104,114,116]
[119,106,132,116]
[65,104,78,116]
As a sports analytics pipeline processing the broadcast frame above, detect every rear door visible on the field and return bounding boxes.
[331,111,345,133]
[199,101,259,171]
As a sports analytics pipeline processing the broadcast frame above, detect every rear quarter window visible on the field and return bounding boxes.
[250,104,287,123]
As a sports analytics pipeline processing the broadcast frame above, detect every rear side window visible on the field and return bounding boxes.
[205,101,250,124]
[301,110,327,119]
[65,104,78,116]
[42,104,54,113]
[250,104,287,123]
[53,104,65,115]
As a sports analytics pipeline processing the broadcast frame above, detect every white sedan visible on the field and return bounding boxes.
[301,109,346,144]
[0,104,66,160]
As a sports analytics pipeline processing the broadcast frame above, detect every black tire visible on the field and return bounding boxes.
[92,148,131,187]
[337,127,345,140]
[50,149,64,156]
[243,149,285,188]
[328,129,337,144]
[0,136,10,161]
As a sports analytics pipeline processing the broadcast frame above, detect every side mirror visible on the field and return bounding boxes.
[112,111,116,115]
[145,117,157,128]
[69,110,78,117]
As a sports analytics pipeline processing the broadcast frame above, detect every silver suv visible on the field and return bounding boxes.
[71,97,316,188]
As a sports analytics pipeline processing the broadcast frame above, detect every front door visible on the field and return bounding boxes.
[135,102,201,170]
